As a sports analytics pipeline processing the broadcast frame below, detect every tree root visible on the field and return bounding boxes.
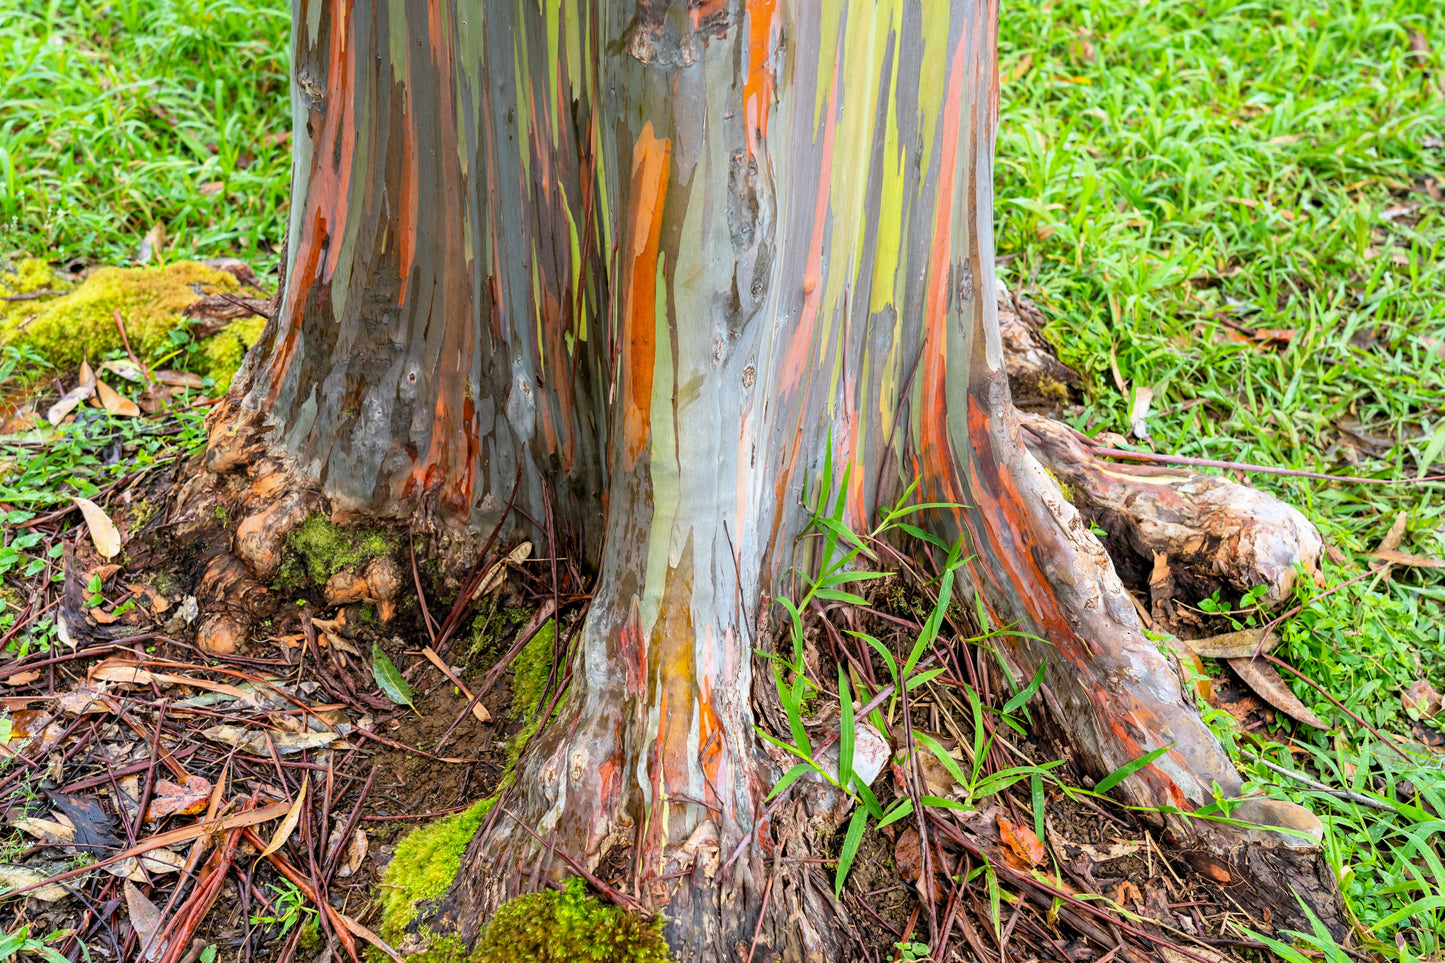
[1018,412,1323,616]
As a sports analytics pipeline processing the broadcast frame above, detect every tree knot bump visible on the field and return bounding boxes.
[623,2,732,68]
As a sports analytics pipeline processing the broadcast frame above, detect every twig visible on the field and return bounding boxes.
[1093,446,1445,485]
[1237,748,1394,812]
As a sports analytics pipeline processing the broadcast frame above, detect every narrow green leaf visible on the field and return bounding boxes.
[919,795,971,810]
[838,667,855,791]
[914,730,970,789]
[1031,773,1046,845]
[905,666,947,691]
[1002,661,1048,715]
[1094,744,1174,795]
[813,588,870,606]
[854,780,885,819]
[371,643,416,712]
[834,807,869,898]
[849,630,899,685]
[896,522,949,550]
[1418,421,1445,479]
[876,799,914,828]
[787,675,812,757]
[767,763,818,800]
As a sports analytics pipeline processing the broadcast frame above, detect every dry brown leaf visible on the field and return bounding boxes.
[422,646,490,723]
[1227,657,1330,729]
[1182,627,1276,660]
[260,777,307,859]
[1112,879,1142,906]
[471,541,533,599]
[1376,511,1408,555]
[125,880,166,962]
[73,497,122,558]
[1,669,41,686]
[0,863,72,901]
[201,725,340,755]
[1128,385,1154,440]
[337,828,368,878]
[338,913,403,962]
[997,816,1044,867]
[99,359,144,382]
[145,775,212,822]
[1404,679,1443,719]
[47,383,95,425]
[11,816,76,844]
[154,370,205,389]
[94,379,141,417]
[102,847,187,882]
[1370,549,1445,569]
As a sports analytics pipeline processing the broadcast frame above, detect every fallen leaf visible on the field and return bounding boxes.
[1370,549,1445,569]
[337,828,368,878]
[56,685,114,716]
[73,497,122,558]
[260,778,307,859]
[47,383,95,425]
[1375,511,1408,555]
[0,669,41,686]
[199,181,224,197]
[1227,657,1330,729]
[471,541,533,599]
[11,816,76,844]
[201,725,341,755]
[125,880,166,962]
[338,913,403,962]
[421,646,490,723]
[0,863,73,901]
[48,791,122,849]
[102,847,187,882]
[371,644,416,712]
[154,370,205,389]
[1403,680,1442,719]
[94,379,141,417]
[136,224,166,266]
[998,816,1045,867]
[100,360,145,382]
[895,826,924,883]
[1182,627,1276,660]
[145,776,213,822]
[1128,386,1154,441]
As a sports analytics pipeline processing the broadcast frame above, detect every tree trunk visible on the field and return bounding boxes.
[211,0,1345,957]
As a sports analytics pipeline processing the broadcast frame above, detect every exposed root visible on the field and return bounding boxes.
[996,282,1083,413]
[1018,411,1323,612]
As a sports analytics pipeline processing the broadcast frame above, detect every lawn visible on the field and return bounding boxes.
[3,0,1444,957]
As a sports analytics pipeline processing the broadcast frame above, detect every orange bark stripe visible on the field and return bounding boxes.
[620,123,671,469]
[742,0,777,157]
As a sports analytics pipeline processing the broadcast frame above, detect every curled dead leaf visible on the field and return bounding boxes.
[1227,657,1330,729]
[73,497,122,558]
[1182,627,1276,660]
[145,775,213,822]
[997,816,1045,867]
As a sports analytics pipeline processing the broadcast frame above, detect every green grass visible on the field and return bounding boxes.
[997,0,1445,955]
[0,0,290,267]
[5,0,1444,956]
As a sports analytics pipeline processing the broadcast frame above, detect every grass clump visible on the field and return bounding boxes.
[281,514,392,587]
[0,261,238,369]
[471,877,671,963]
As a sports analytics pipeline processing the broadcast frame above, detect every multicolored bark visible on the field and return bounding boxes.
[244,0,1338,956]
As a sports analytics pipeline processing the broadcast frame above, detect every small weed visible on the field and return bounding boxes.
[249,881,314,938]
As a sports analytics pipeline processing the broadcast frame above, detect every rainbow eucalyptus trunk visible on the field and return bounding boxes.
[212,0,1343,957]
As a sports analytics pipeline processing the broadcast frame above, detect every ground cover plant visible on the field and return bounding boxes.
[0,0,1441,961]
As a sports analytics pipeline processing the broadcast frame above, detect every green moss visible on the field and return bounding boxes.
[283,514,393,587]
[378,797,497,950]
[505,620,557,768]
[298,918,323,956]
[203,315,265,392]
[0,261,239,370]
[472,878,671,963]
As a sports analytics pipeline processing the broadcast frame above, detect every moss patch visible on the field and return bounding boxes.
[505,620,557,768]
[472,878,671,963]
[280,514,393,588]
[203,315,265,392]
[377,797,496,952]
[0,260,239,370]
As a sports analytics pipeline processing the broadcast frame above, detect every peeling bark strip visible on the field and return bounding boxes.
[234,0,1346,956]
